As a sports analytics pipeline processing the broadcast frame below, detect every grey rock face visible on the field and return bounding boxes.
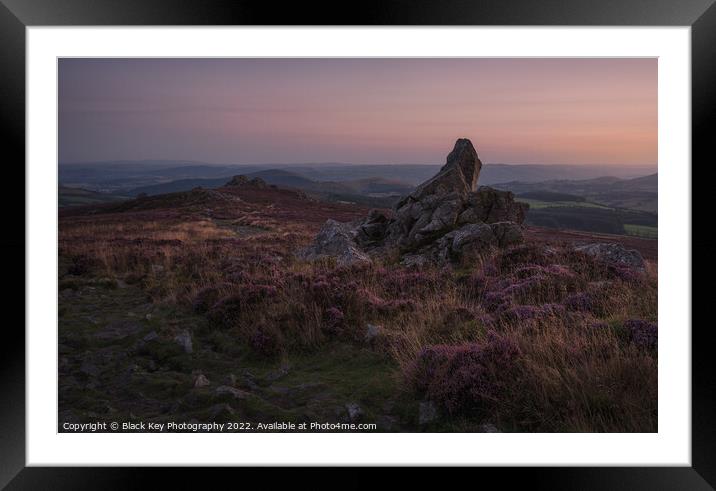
[459,187,528,225]
[575,242,645,270]
[298,219,372,266]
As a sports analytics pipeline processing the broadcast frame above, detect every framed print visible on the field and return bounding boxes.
[2,0,713,487]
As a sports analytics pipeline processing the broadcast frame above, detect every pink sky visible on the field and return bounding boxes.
[59,58,657,166]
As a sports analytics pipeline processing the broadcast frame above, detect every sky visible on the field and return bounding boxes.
[58,58,657,166]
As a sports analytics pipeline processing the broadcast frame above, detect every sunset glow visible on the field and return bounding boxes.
[59,58,657,166]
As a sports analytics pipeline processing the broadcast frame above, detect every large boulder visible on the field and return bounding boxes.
[575,242,645,270]
[298,219,372,266]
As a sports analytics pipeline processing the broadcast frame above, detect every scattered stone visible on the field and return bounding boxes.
[364,323,381,343]
[143,331,159,342]
[346,402,363,421]
[194,374,211,388]
[174,330,193,354]
[418,401,438,425]
[215,385,250,399]
[575,242,645,270]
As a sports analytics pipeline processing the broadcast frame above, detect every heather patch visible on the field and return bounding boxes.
[406,333,520,415]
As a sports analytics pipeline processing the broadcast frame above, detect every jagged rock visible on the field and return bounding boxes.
[399,138,481,203]
[299,219,372,266]
[386,139,481,247]
[575,242,645,270]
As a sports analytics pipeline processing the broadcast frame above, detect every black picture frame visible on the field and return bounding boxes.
[1,0,712,488]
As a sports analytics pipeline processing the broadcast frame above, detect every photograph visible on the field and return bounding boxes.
[56,57,659,433]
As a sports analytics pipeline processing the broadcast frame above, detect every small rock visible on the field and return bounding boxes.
[265,364,290,382]
[418,401,438,425]
[225,373,237,386]
[208,403,236,421]
[400,254,429,268]
[143,331,159,342]
[346,402,363,421]
[479,423,501,433]
[364,323,381,343]
[575,242,645,270]
[145,313,153,321]
[174,330,193,354]
[194,374,211,388]
[215,385,250,399]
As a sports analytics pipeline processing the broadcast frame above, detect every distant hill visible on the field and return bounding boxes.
[59,160,656,192]
[495,173,657,213]
[59,186,129,207]
[122,169,412,208]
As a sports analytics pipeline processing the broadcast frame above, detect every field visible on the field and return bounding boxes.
[624,224,659,239]
[58,183,658,432]
[516,198,610,210]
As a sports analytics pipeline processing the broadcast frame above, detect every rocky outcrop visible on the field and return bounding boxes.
[575,242,645,270]
[300,139,528,266]
[384,139,526,249]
